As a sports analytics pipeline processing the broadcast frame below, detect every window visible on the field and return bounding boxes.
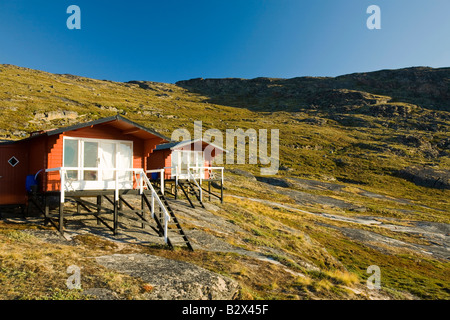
[83,141,98,181]
[63,137,133,185]
[63,139,79,179]
[172,150,204,179]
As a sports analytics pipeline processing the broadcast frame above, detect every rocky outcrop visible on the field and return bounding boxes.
[95,253,240,300]
[398,166,450,189]
[32,110,78,121]
[176,67,450,112]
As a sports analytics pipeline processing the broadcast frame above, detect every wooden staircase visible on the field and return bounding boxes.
[157,189,193,251]
[141,189,193,251]
[177,180,205,209]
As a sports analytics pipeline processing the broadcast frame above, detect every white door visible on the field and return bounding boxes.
[100,141,116,181]
[63,137,133,190]
[171,151,204,179]
[117,142,133,184]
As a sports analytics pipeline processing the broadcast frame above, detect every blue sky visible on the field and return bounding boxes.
[0,0,449,83]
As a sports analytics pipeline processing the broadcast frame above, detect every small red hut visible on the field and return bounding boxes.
[0,116,224,249]
[0,115,169,206]
[148,139,226,180]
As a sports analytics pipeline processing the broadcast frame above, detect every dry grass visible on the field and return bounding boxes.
[0,222,147,300]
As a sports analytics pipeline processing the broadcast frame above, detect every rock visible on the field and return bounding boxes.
[82,288,120,300]
[95,253,239,300]
[398,166,450,189]
[226,169,257,181]
[255,176,292,188]
[33,110,78,121]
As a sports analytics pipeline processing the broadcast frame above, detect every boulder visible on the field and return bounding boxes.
[398,166,450,189]
[95,253,239,300]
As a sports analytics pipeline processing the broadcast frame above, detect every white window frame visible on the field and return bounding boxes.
[171,150,204,179]
[62,136,134,190]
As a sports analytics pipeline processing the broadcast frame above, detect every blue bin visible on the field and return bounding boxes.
[151,172,159,180]
[25,175,38,192]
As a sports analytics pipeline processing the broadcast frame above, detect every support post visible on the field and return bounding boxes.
[44,194,49,227]
[59,193,64,234]
[175,182,178,200]
[221,168,224,204]
[208,180,211,201]
[160,169,164,195]
[141,193,145,229]
[96,195,102,225]
[113,197,118,236]
[151,192,155,218]
[220,180,224,204]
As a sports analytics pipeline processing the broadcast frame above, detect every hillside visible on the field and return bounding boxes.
[0,64,449,300]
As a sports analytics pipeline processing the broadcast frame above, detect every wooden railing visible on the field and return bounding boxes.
[45,167,171,243]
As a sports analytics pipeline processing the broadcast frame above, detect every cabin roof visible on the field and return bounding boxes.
[3,115,170,144]
[155,139,228,153]
[0,139,14,145]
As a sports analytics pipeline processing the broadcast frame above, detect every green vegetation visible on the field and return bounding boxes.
[0,64,448,300]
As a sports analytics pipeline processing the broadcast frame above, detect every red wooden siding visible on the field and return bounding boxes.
[45,126,164,192]
[0,143,29,205]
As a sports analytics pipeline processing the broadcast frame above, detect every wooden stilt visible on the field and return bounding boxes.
[208,180,211,201]
[44,195,49,226]
[220,180,224,204]
[113,197,118,236]
[141,194,145,229]
[96,195,102,225]
[59,194,64,234]
[175,181,178,200]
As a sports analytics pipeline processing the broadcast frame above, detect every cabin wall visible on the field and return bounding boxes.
[0,142,29,205]
[44,126,162,192]
[147,149,171,179]
[27,136,48,192]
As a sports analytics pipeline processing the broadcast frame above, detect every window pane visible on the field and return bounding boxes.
[117,143,132,181]
[64,140,78,167]
[83,141,98,181]
[64,139,78,180]
[180,151,189,174]
[101,142,116,181]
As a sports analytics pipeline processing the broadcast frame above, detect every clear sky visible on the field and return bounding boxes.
[0,0,449,83]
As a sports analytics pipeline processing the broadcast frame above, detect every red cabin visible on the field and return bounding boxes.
[0,115,225,249]
[148,139,226,181]
[0,115,168,206]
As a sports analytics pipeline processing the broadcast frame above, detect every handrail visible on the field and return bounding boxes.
[140,171,171,244]
[146,168,165,194]
[187,168,203,202]
[189,166,224,184]
[163,166,178,185]
[45,166,171,244]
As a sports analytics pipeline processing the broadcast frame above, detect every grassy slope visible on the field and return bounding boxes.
[0,64,448,299]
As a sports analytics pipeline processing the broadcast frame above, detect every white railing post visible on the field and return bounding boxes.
[60,169,65,204]
[188,168,202,202]
[140,171,170,244]
[114,169,119,201]
[160,168,164,195]
[151,192,155,218]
